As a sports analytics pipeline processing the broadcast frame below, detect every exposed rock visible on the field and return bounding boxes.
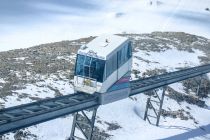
[162,109,198,124]
[104,122,122,131]
[167,87,206,107]
[182,76,210,98]
[14,130,37,140]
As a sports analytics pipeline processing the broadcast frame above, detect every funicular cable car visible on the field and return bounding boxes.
[74,35,132,104]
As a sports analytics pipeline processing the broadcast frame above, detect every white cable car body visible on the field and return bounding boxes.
[74,35,132,104]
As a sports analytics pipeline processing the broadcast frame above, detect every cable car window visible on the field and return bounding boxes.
[90,58,97,81]
[84,56,91,65]
[117,50,122,67]
[106,58,111,77]
[106,53,117,78]
[84,65,90,77]
[122,45,126,62]
[75,54,105,82]
[84,56,91,77]
[94,58,105,82]
[75,54,85,76]
[127,41,132,59]
[124,44,128,61]
[90,59,96,77]
[113,53,117,71]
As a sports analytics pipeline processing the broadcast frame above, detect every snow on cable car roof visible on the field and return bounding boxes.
[78,34,128,60]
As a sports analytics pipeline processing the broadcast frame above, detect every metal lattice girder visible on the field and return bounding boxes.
[144,87,166,126]
[156,87,166,126]
[70,107,98,140]
[0,92,99,135]
[195,75,203,96]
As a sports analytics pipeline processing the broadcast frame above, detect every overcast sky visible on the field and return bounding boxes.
[0,0,210,51]
[0,0,101,24]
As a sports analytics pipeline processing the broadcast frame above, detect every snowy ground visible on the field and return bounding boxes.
[133,47,206,73]
[1,41,210,140]
[0,0,210,51]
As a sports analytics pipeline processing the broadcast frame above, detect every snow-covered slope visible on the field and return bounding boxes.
[0,32,210,140]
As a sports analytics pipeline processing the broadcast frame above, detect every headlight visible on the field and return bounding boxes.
[83,79,92,86]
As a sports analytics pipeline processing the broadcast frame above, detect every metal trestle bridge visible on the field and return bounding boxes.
[0,64,210,137]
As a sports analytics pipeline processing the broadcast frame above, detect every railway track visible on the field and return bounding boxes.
[0,64,210,135]
[130,64,210,95]
[0,92,99,135]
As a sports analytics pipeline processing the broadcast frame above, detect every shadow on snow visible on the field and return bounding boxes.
[160,124,210,140]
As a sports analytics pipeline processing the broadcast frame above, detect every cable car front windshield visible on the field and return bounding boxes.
[75,54,105,83]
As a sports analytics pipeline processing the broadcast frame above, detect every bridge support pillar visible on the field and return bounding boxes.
[196,75,203,97]
[69,107,98,140]
[144,86,166,126]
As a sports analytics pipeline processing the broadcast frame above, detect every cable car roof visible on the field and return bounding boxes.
[78,34,128,60]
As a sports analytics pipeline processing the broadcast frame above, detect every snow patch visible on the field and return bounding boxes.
[0,78,5,84]
[133,48,206,73]
[14,57,27,61]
